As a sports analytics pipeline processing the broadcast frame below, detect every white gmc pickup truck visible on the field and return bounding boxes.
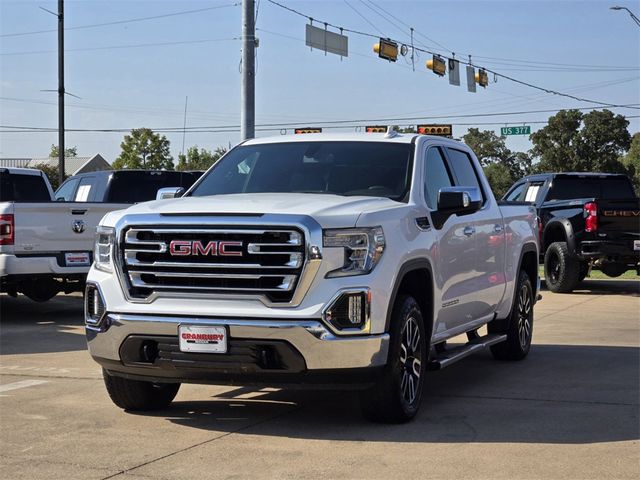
[86,133,540,423]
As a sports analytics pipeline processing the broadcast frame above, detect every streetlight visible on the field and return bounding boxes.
[610,6,640,26]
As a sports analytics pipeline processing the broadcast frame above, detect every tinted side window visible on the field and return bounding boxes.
[0,173,51,202]
[445,148,485,202]
[504,183,526,201]
[55,178,79,201]
[74,177,95,202]
[424,147,453,209]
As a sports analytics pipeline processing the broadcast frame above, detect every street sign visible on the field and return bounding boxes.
[306,24,349,57]
[501,126,531,136]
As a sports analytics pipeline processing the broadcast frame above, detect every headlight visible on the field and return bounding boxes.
[323,227,385,277]
[94,226,115,273]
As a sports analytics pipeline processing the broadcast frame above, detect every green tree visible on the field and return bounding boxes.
[33,163,67,190]
[462,128,532,197]
[176,146,227,171]
[531,109,631,173]
[49,144,78,158]
[620,132,640,194]
[112,128,174,170]
[463,128,511,167]
[483,163,514,199]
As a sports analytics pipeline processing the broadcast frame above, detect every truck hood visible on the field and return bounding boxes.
[107,193,403,228]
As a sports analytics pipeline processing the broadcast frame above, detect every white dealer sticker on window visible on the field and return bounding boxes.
[178,325,227,353]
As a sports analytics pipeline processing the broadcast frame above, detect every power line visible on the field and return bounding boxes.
[265,0,640,110]
[364,0,450,53]
[2,115,639,134]
[343,1,385,36]
[0,38,240,56]
[0,3,240,38]
[2,105,638,133]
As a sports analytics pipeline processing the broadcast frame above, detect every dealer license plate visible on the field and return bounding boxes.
[178,325,227,353]
[65,252,90,266]
[634,240,640,251]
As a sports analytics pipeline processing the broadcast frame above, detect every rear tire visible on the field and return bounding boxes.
[103,369,180,411]
[360,295,427,423]
[544,242,580,293]
[489,270,534,361]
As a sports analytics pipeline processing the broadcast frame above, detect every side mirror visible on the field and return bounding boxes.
[431,186,483,229]
[156,187,185,200]
[437,186,482,214]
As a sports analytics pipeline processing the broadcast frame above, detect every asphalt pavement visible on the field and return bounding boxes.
[0,279,638,480]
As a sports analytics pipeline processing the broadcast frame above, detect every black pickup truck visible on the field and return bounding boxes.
[503,172,639,293]
[54,170,202,203]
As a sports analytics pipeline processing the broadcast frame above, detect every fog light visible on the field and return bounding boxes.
[85,284,106,328]
[322,289,371,333]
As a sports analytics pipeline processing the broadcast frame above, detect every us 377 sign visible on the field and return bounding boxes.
[501,126,531,135]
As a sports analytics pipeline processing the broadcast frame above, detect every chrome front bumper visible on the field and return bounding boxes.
[88,313,390,372]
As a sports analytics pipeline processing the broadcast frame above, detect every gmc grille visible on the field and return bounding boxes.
[119,227,306,303]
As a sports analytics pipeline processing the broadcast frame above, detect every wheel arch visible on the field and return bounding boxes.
[385,259,434,342]
[542,218,575,254]
[519,242,539,297]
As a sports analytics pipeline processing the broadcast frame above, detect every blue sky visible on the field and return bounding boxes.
[1,0,639,162]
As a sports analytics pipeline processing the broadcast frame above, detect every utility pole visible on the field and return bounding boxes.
[58,0,65,184]
[241,0,255,140]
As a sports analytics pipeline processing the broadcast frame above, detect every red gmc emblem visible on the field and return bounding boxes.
[169,240,243,256]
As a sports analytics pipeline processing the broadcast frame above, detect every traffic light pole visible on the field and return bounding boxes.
[58,0,65,184]
[241,0,255,140]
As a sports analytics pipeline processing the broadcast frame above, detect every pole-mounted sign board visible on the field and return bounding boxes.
[500,126,531,135]
[305,24,348,57]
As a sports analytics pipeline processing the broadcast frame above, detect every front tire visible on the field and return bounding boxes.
[489,270,534,361]
[103,369,180,411]
[360,295,427,423]
[544,241,580,293]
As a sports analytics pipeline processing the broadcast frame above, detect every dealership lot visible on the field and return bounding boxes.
[0,280,638,480]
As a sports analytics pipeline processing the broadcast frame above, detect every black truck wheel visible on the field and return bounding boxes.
[489,270,534,361]
[544,242,580,293]
[103,369,180,411]
[360,295,427,423]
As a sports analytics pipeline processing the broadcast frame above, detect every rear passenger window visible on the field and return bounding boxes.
[424,147,453,209]
[74,177,95,202]
[524,182,543,202]
[445,148,486,202]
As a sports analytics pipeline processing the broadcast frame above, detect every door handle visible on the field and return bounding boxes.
[71,209,87,215]
[463,226,475,236]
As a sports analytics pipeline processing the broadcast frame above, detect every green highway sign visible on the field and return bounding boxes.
[501,126,531,136]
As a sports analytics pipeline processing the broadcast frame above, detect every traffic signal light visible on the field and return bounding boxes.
[475,68,489,88]
[365,126,387,133]
[294,128,322,134]
[417,124,452,137]
[426,55,446,76]
[373,38,398,62]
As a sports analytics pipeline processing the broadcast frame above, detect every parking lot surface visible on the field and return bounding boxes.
[1,279,639,480]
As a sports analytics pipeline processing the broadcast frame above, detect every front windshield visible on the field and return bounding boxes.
[189,141,413,202]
